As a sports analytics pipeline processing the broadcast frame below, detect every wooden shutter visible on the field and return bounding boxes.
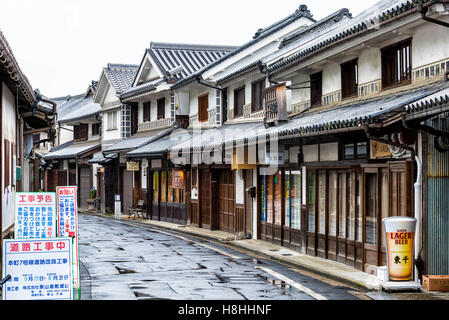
[341,59,358,99]
[143,102,151,122]
[310,72,322,108]
[131,104,138,135]
[157,98,165,120]
[234,87,245,118]
[381,39,411,88]
[251,80,265,112]
[74,124,88,141]
[198,94,209,123]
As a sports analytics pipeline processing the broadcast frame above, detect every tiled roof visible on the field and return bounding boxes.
[147,42,238,80]
[127,129,192,158]
[405,82,449,120]
[120,78,166,101]
[120,43,238,100]
[0,29,36,105]
[257,81,449,141]
[172,4,317,89]
[104,63,139,95]
[267,0,436,74]
[58,96,101,124]
[44,142,100,160]
[171,122,264,152]
[103,128,173,153]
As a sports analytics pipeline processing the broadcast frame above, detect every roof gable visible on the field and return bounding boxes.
[94,63,138,105]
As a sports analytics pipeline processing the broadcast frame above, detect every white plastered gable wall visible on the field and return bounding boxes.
[133,52,165,87]
[96,72,122,143]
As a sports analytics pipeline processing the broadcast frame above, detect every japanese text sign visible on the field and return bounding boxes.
[2,238,73,300]
[15,193,56,240]
[56,186,79,288]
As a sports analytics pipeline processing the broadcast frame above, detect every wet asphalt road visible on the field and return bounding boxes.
[78,214,369,300]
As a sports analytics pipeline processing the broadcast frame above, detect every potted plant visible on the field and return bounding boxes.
[87,187,97,211]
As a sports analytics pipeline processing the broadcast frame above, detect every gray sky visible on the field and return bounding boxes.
[0,0,380,98]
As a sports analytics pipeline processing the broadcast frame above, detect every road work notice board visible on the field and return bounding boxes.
[2,238,73,300]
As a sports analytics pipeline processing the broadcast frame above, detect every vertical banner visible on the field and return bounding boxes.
[56,187,80,290]
[15,193,56,239]
[2,238,73,300]
[383,217,417,282]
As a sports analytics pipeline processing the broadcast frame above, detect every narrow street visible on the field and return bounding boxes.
[78,214,369,301]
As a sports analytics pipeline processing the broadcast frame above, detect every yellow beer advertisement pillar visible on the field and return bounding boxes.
[383,217,417,282]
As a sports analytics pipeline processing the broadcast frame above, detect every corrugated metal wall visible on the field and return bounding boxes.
[426,113,449,275]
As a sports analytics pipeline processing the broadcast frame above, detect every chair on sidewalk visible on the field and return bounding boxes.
[128,200,145,220]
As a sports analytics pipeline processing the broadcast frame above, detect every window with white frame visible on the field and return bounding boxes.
[121,105,131,138]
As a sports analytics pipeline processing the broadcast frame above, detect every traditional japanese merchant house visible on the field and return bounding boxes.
[240,0,449,279]
[117,42,237,220]
[166,4,318,238]
[90,63,139,213]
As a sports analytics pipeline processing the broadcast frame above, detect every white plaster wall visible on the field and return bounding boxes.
[358,47,382,84]
[322,63,341,96]
[103,109,121,142]
[103,83,119,105]
[320,143,339,161]
[226,72,267,114]
[2,83,17,233]
[412,15,449,68]
[138,92,172,124]
[303,144,318,162]
[59,124,74,145]
[290,72,310,105]
[235,170,244,205]
[188,87,215,117]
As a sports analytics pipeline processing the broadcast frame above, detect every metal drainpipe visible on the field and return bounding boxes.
[362,124,423,283]
[195,76,226,93]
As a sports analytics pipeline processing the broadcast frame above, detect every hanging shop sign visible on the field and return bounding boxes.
[15,193,56,240]
[172,169,185,189]
[2,238,73,300]
[371,140,392,158]
[56,186,80,289]
[127,161,140,172]
[383,217,417,282]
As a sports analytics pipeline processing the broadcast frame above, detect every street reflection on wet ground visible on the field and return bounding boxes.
[78,214,367,300]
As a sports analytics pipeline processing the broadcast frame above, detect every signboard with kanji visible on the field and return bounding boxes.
[2,238,73,300]
[56,186,80,289]
[15,193,56,240]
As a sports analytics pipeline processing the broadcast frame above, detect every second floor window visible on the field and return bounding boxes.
[234,86,245,118]
[381,39,411,89]
[107,111,117,130]
[143,102,151,122]
[198,94,209,123]
[91,123,100,136]
[341,59,358,99]
[251,79,265,113]
[310,71,322,108]
[74,124,88,141]
[157,98,165,120]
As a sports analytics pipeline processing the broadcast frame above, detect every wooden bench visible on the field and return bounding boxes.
[128,200,145,220]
